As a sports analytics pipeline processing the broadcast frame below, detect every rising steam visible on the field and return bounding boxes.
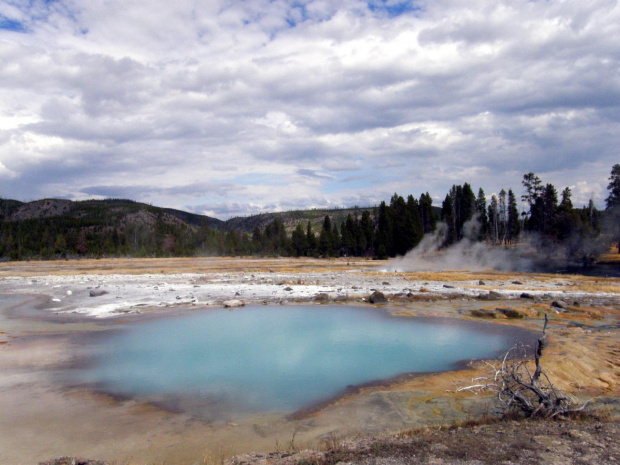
[388,218,534,272]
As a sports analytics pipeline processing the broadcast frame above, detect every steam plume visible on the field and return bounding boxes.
[388,219,533,272]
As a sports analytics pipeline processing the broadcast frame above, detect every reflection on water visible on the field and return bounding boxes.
[69,306,528,418]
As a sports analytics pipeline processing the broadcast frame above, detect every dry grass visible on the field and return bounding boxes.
[598,246,620,264]
[0,256,380,277]
[398,270,555,283]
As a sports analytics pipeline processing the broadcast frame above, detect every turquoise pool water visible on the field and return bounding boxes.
[72,306,530,415]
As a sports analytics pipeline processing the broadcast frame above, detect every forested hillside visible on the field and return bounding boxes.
[1,166,618,262]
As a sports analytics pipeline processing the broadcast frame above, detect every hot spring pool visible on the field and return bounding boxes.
[69,305,532,417]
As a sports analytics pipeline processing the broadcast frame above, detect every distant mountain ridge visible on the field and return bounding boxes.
[0,198,223,228]
[0,197,379,233]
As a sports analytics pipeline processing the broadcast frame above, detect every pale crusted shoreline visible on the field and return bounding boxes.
[1,260,617,319]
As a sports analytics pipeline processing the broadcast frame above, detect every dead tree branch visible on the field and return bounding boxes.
[459,314,590,419]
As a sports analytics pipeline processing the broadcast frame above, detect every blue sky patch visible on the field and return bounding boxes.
[0,17,27,32]
[367,0,421,18]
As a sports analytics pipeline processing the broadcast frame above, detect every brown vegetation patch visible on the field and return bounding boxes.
[227,419,620,465]
[0,257,379,277]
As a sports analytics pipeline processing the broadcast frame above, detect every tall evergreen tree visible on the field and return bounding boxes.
[331,223,341,254]
[498,189,507,244]
[488,195,499,244]
[441,194,456,247]
[419,192,436,234]
[507,189,521,244]
[605,164,620,253]
[389,194,417,256]
[606,164,620,210]
[542,183,559,235]
[475,188,488,241]
[560,187,573,211]
[521,172,543,210]
[406,194,424,249]
[306,221,317,256]
[374,201,392,258]
[359,210,373,255]
[291,223,307,256]
[318,215,333,257]
[456,183,476,240]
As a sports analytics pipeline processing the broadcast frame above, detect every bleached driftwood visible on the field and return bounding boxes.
[458,314,591,418]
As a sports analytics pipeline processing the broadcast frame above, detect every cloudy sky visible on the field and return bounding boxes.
[0,0,618,219]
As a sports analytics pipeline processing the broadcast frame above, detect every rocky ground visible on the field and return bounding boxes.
[39,418,620,465]
[227,417,620,465]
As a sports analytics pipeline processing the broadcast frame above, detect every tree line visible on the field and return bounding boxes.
[1,165,618,261]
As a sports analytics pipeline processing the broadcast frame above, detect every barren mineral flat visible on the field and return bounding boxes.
[0,257,618,465]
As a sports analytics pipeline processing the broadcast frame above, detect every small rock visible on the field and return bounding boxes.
[470,309,497,318]
[512,281,523,285]
[430,443,449,452]
[333,295,348,302]
[479,291,503,300]
[89,290,108,297]
[284,286,293,291]
[368,291,387,304]
[314,293,330,302]
[382,281,390,285]
[38,458,109,465]
[520,292,534,299]
[496,308,523,319]
[443,284,454,289]
[479,280,486,285]
[223,299,244,308]
[552,300,568,309]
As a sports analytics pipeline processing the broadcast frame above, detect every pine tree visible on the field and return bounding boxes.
[319,215,333,257]
[341,214,356,256]
[507,189,521,244]
[498,189,507,244]
[360,210,373,255]
[441,194,456,247]
[331,223,341,255]
[291,223,307,256]
[521,172,543,210]
[542,183,558,235]
[390,194,414,256]
[605,164,620,253]
[560,187,573,211]
[306,221,317,256]
[374,201,392,257]
[488,195,499,244]
[606,164,620,210]
[476,188,488,241]
[406,195,424,249]
[419,192,436,234]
